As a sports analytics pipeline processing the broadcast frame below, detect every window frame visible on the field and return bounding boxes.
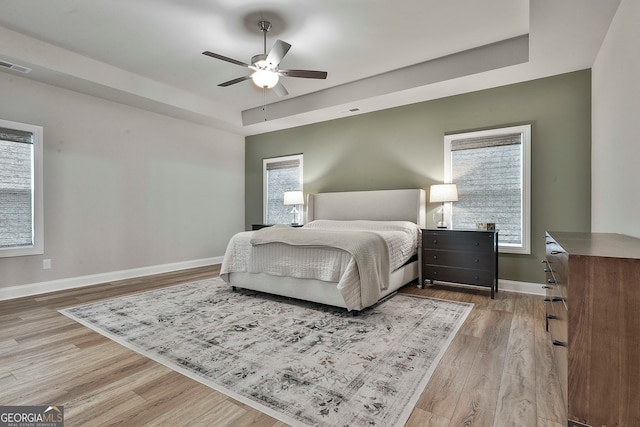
[444,124,531,254]
[0,118,44,258]
[262,154,303,224]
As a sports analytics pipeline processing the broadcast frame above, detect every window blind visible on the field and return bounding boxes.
[1,126,34,144]
[265,158,300,170]
[451,133,523,245]
[451,132,522,151]
[264,155,303,224]
[0,127,35,249]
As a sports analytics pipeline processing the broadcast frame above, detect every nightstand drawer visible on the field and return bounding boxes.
[424,231,494,252]
[423,265,493,287]
[423,249,492,270]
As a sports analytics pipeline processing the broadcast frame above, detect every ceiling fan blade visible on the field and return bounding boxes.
[279,69,328,79]
[202,51,249,68]
[265,40,291,66]
[272,81,289,97]
[218,75,251,87]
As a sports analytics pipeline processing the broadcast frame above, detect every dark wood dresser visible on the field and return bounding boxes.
[422,229,498,298]
[544,232,640,427]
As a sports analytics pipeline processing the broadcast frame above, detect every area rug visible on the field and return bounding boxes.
[60,278,472,426]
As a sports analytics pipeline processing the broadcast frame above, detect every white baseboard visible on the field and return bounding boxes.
[2,263,544,301]
[429,279,545,296]
[499,279,545,295]
[0,257,223,301]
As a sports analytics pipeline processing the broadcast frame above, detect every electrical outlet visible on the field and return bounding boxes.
[43,259,52,269]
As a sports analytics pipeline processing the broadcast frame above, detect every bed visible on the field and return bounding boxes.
[220,189,426,311]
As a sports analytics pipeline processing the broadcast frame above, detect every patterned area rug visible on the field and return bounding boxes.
[60,278,472,426]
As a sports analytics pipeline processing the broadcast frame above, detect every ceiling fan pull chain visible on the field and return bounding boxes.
[263,87,267,121]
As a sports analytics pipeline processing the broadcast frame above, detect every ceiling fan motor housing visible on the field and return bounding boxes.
[251,54,276,70]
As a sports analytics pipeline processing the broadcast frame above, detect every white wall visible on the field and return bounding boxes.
[592,0,640,237]
[0,72,245,292]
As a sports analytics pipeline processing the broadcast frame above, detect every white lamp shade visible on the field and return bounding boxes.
[283,191,304,206]
[251,70,279,88]
[429,184,459,203]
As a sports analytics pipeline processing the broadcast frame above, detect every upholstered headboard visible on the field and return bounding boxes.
[307,189,426,228]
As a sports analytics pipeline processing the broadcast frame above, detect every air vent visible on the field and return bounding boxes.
[0,60,32,74]
[339,107,361,114]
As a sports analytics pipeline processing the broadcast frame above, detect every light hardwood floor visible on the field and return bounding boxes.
[0,266,566,426]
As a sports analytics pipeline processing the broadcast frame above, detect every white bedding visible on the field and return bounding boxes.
[220,220,420,310]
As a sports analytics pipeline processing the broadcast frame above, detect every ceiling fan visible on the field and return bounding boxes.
[202,20,327,97]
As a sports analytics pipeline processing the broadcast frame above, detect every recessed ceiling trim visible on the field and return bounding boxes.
[242,35,530,127]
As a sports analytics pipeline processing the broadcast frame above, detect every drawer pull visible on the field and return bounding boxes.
[552,340,568,347]
[475,242,480,246]
[544,268,551,273]
[547,279,556,284]
[550,250,563,255]
[546,314,558,320]
[552,297,564,302]
[433,239,438,244]
[542,285,551,289]
[433,255,438,259]
[544,298,551,302]
[475,259,480,263]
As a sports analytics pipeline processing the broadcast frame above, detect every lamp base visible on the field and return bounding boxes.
[433,205,448,229]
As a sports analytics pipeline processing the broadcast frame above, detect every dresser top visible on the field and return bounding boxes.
[547,231,640,259]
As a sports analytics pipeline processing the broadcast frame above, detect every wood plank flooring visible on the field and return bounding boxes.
[0,266,566,426]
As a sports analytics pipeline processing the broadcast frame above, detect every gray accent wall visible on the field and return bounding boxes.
[246,70,592,284]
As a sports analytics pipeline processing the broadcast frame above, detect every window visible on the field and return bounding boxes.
[0,119,44,257]
[263,154,303,224]
[444,124,531,254]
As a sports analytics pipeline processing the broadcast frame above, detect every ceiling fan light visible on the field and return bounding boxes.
[251,70,279,88]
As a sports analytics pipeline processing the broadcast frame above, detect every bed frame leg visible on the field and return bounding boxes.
[231,286,237,291]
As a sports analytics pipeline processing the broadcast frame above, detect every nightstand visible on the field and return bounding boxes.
[421,229,498,298]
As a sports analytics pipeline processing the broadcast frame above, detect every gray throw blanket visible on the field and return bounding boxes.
[250,225,390,295]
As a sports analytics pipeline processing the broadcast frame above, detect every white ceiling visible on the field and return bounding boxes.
[0,0,620,136]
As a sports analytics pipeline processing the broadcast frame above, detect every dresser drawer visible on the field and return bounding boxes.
[423,265,494,288]
[545,237,568,308]
[424,249,492,271]
[424,230,494,252]
[547,301,568,406]
[548,303,567,344]
[550,330,568,408]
